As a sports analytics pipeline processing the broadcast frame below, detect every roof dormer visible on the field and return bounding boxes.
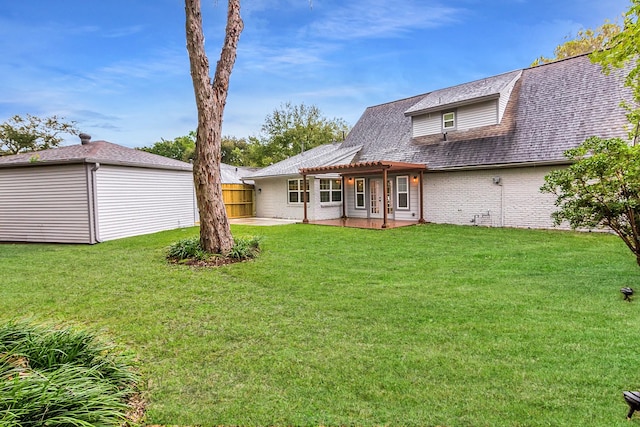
[405,70,522,138]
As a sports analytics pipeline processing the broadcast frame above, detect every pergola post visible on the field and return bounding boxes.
[302,173,309,224]
[341,175,347,219]
[382,167,388,229]
[419,169,426,223]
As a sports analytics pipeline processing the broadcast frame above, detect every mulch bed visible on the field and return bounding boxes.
[167,256,246,268]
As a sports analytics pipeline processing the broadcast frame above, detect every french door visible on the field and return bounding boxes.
[370,179,382,218]
[370,178,393,218]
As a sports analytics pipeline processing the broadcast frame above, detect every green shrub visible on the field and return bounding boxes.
[167,235,262,262]
[0,320,140,427]
[225,236,262,260]
[166,236,208,261]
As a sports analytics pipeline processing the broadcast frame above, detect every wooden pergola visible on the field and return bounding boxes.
[299,161,428,229]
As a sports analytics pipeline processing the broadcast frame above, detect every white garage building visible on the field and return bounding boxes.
[0,134,197,244]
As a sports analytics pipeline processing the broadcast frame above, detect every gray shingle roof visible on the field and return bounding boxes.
[343,54,632,170]
[246,142,362,178]
[404,70,522,116]
[0,140,193,171]
[341,94,425,163]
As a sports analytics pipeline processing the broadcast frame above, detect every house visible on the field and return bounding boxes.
[0,134,197,244]
[246,54,632,229]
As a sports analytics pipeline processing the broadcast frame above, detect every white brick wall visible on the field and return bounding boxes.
[424,165,566,229]
[254,166,567,229]
[253,176,341,220]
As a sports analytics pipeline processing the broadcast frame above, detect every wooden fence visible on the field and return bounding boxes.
[222,183,255,218]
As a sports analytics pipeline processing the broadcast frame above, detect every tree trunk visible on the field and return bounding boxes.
[185,0,243,254]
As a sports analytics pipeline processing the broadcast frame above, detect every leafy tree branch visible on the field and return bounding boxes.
[0,114,79,156]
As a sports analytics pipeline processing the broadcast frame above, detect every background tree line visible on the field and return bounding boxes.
[137,101,350,167]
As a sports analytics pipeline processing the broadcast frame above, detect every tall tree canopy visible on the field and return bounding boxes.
[252,102,350,167]
[138,132,196,162]
[542,0,640,268]
[138,101,350,167]
[531,21,621,66]
[591,0,640,143]
[190,103,350,167]
[0,114,79,156]
[221,135,252,165]
[185,0,242,254]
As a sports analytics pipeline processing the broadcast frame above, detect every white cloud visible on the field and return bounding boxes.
[94,48,188,83]
[238,43,328,74]
[308,0,464,40]
[102,25,145,38]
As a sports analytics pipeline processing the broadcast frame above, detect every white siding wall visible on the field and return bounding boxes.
[344,178,366,219]
[412,114,441,137]
[96,165,196,241]
[498,72,521,122]
[412,100,498,137]
[253,176,342,220]
[394,175,420,221]
[0,164,92,243]
[456,100,497,131]
[424,166,565,229]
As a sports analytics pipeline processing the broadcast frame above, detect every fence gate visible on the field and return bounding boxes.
[222,184,255,218]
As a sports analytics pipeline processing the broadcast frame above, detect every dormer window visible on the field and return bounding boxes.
[443,111,456,130]
[405,70,522,138]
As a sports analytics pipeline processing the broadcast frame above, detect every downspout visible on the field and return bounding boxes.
[302,173,309,223]
[89,162,102,243]
[499,178,504,227]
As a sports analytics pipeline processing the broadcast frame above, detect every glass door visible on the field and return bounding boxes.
[370,179,383,218]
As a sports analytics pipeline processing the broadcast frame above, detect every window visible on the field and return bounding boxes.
[443,111,456,130]
[320,179,342,203]
[396,176,409,209]
[288,179,309,204]
[355,178,365,209]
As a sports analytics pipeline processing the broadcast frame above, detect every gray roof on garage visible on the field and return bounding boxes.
[0,140,193,171]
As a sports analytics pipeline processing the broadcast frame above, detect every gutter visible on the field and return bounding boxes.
[426,159,572,172]
[0,158,192,172]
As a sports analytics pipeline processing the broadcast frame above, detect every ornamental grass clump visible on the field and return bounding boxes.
[166,236,209,261]
[0,320,140,427]
[167,235,262,265]
[225,236,262,260]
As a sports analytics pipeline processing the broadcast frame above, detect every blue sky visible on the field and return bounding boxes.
[0,0,630,148]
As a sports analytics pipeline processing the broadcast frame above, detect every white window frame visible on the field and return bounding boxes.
[354,178,365,209]
[396,175,409,210]
[287,178,310,204]
[319,178,342,203]
[443,111,456,130]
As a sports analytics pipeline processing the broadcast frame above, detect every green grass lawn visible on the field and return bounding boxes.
[1,223,639,426]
